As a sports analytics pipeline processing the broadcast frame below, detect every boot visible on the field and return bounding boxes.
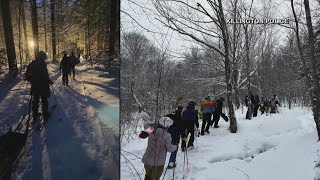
[167,162,176,169]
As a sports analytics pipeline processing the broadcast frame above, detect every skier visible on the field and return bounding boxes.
[25,51,53,121]
[69,52,79,80]
[164,107,184,169]
[140,123,177,180]
[200,96,214,135]
[212,97,228,128]
[60,53,72,86]
[253,94,260,117]
[181,101,199,150]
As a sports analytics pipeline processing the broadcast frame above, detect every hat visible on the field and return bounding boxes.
[188,101,196,107]
[220,97,225,101]
[36,51,47,61]
[205,96,211,100]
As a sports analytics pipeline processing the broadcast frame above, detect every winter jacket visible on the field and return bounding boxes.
[201,100,215,114]
[69,54,78,67]
[182,105,199,128]
[195,106,203,119]
[165,109,184,134]
[26,59,51,97]
[142,124,177,166]
[214,98,223,115]
[60,56,72,74]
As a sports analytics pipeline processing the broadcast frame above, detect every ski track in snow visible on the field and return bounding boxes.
[0,62,119,180]
[121,107,320,180]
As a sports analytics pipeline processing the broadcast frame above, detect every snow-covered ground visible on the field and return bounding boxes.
[121,107,320,180]
[0,62,119,179]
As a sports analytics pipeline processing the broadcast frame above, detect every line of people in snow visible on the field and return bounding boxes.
[139,96,229,180]
[60,52,80,86]
[245,91,280,120]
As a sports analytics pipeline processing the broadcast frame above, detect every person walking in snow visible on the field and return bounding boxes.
[269,97,277,113]
[69,52,79,80]
[181,101,199,150]
[212,97,228,128]
[200,96,215,135]
[140,123,177,180]
[25,51,53,121]
[259,97,269,115]
[60,53,72,86]
[164,106,184,169]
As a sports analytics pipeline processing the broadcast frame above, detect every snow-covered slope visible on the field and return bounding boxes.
[121,107,320,180]
[0,62,119,179]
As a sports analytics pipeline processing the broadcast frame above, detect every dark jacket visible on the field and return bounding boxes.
[60,56,72,73]
[165,109,183,134]
[182,105,199,128]
[214,98,223,115]
[69,54,78,67]
[26,60,51,97]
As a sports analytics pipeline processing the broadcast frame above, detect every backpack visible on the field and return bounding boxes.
[25,63,32,82]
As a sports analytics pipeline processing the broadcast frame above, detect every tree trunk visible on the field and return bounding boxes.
[50,0,56,62]
[291,0,320,140]
[303,0,320,140]
[21,0,29,63]
[31,0,39,56]
[1,0,18,75]
[218,0,237,133]
[108,0,117,66]
[43,0,47,52]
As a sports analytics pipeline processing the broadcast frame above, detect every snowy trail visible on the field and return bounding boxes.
[121,107,320,180]
[0,62,119,179]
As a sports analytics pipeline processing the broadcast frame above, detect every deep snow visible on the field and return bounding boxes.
[121,107,320,180]
[0,62,119,179]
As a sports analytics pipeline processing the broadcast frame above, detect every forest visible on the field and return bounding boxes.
[0,0,120,77]
[121,0,320,140]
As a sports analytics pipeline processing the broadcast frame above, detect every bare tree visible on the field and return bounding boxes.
[0,0,18,75]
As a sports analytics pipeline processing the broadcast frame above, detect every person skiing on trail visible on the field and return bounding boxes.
[60,53,72,86]
[164,106,184,169]
[181,101,199,150]
[140,122,177,180]
[253,94,260,117]
[200,96,214,135]
[25,51,53,121]
[212,97,228,128]
[69,52,79,80]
